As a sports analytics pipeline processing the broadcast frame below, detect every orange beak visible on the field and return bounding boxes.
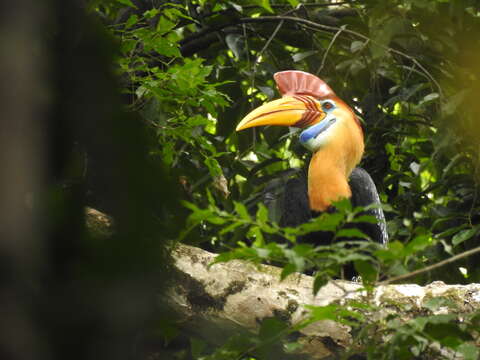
[236,96,325,131]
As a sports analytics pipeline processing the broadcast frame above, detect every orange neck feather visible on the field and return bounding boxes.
[308,118,364,212]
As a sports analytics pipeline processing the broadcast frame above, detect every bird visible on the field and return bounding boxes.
[236,70,388,246]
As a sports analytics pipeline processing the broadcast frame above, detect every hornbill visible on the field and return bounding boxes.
[236,70,388,246]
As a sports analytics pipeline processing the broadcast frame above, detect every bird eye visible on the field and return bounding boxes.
[322,101,334,111]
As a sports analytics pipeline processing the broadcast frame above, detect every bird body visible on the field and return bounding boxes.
[237,70,388,245]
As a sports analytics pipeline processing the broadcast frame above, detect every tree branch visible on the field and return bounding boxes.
[180,14,442,97]
[379,245,480,285]
[86,208,480,359]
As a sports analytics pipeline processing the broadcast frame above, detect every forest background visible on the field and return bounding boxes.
[2,0,480,359]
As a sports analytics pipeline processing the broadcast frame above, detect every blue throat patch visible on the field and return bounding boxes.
[299,118,335,145]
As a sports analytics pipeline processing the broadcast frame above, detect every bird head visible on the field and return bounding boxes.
[236,70,365,212]
[236,71,363,153]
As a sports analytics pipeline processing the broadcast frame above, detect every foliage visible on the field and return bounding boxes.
[90,0,480,358]
[360,297,480,360]
[185,195,383,287]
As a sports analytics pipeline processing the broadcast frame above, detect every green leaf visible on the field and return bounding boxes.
[281,263,297,280]
[253,246,269,260]
[186,115,209,127]
[304,304,338,322]
[313,273,328,294]
[420,92,439,104]
[260,223,278,235]
[336,252,371,263]
[257,85,275,99]
[144,8,159,18]
[258,318,288,340]
[292,244,314,256]
[336,228,369,239]
[424,321,472,344]
[250,226,264,246]
[284,341,302,353]
[183,201,219,225]
[205,215,226,225]
[210,247,259,266]
[370,17,405,59]
[219,222,243,235]
[332,198,352,212]
[225,33,245,59]
[350,40,364,53]
[423,297,456,312]
[256,203,269,223]
[204,157,222,177]
[374,241,405,261]
[452,227,479,246]
[290,213,344,235]
[352,215,378,224]
[206,189,216,205]
[457,343,480,360]
[425,314,457,324]
[164,7,192,21]
[182,200,200,212]
[117,0,137,8]
[411,316,429,331]
[405,234,433,254]
[190,337,206,358]
[283,248,305,273]
[292,50,317,62]
[157,16,176,34]
[234,201,250,221]
[120,39,136,54]
[304,304,362,325]
[252,0,273,13]
[436,224,468,239]
[229,2,243,12]
[354,260,377,284]
[152,37,181,57]
[125,14,139,28]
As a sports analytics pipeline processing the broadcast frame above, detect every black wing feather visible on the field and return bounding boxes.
[349,167,389,246]
[275,167,388,246]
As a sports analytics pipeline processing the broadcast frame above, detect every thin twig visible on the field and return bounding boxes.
[378,245,480,285]
[183,15,442,97]
[242,1,356,9]
[192,0,357,28]
[244,16,443,97]
[316,26,344,75]
[247,20,284,150]
[253,20,284,74]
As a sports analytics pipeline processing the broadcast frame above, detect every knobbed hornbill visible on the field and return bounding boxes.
[236,70,388,246]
